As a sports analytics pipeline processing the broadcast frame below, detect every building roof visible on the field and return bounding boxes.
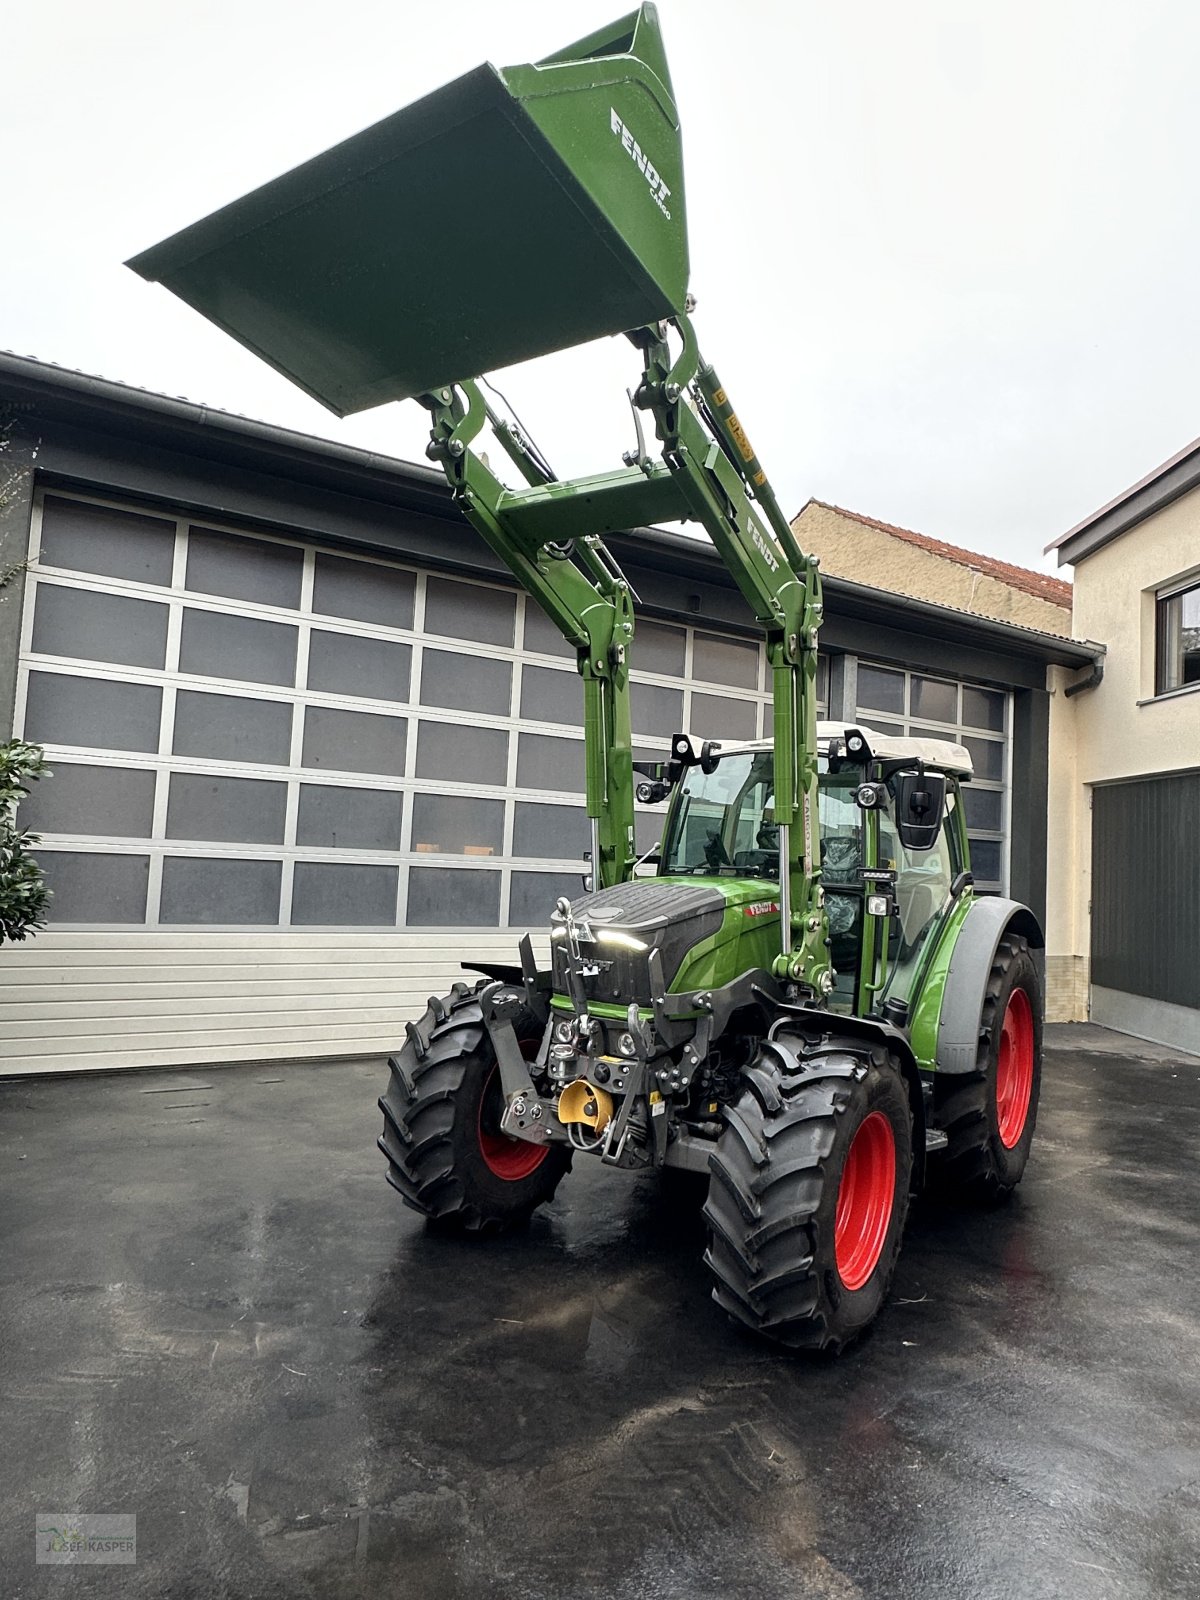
[1049,433,1200,567]
[802,499,1073,609]
[0,350,1101,674]
[0,348,451,511]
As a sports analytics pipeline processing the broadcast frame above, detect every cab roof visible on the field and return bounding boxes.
[824,722,974,779]
[708,722,974,780]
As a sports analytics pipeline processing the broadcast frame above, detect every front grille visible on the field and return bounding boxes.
[552,941,653,1006]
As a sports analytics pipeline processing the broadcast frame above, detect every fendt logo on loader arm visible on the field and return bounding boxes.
[610,108,672,218]
[751,523,780,574]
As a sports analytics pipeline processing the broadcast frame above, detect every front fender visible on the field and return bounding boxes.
[777,1007,928,1192]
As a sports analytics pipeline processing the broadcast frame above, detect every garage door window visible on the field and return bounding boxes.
[857,663,1009,893]
[20,490,785,930]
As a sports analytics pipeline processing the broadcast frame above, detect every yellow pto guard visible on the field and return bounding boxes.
[557,1079,615,1135]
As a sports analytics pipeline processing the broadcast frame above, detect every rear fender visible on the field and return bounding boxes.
[934,898,1044,1074]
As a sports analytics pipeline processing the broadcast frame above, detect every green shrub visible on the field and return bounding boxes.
[0,740,50,942]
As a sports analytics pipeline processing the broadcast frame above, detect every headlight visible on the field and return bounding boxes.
[617,1031,637,1058]
[554,1019,576,1044]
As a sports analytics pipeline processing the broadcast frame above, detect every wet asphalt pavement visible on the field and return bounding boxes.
[1,1023,1198,1600]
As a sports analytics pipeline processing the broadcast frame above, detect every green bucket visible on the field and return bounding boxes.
[127,5,688,416]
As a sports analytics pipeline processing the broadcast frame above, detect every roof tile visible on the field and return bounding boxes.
[801,500,1073,609]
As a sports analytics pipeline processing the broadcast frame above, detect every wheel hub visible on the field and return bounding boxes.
[834,1110,897,1292]
[996,987,1035,1149]
[477,1057,550,1181]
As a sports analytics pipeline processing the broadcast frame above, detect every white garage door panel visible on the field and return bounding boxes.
[0,931,547,1076]
[0,972,499,1004]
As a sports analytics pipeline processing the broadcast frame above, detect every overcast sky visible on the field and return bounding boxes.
[6,0,1200,574]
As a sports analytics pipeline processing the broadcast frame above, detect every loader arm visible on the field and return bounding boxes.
[420,378,640,901]
[420,315,829,995]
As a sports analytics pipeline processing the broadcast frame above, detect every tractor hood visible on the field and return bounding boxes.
[551,877,780,1005]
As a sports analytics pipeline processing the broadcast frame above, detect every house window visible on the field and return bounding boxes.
[1156,579,1200,695]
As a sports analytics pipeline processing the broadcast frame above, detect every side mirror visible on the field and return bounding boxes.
[892,768,947,851]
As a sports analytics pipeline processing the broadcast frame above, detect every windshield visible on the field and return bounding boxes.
[660,752,776,875]
[659,752,862,881]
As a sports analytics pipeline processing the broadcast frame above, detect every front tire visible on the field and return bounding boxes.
[933,934,1043,1202]
[378,983,570,1234]
[702,1035,913,1353]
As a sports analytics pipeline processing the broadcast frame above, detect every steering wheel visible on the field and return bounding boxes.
[704,829,732,868]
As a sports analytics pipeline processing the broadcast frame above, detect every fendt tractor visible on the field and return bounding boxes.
[129,5,1044,1351]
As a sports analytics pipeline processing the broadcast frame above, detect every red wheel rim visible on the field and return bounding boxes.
[996,986,1035,1149]
[477,1039,549,1181]
[834,1110,897,1292]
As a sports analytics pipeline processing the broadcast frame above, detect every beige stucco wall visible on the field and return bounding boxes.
[1044,664,1088,1022]
[1045,484,1200,1021]
[793,502,1073,636]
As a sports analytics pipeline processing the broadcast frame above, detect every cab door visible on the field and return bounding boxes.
[878,780,966,1015]
[818,763,867,1010]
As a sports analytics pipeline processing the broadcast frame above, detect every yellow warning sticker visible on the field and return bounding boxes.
[727,413,756,463]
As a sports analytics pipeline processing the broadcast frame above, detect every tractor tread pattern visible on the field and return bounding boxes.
[378,984,567,1234]
[933,934,1041,1202]
[702,1030,910,1354]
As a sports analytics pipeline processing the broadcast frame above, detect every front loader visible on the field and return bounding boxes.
[128,3,1045,1351]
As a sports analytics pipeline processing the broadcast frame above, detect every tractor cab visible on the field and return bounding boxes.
[654,724,974,1017]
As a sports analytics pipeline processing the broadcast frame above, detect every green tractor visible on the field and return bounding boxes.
[129,4,1044,1351]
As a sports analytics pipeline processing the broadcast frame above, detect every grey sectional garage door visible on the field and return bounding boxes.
[5,488,800,1072]
[1092,773,1200,1011]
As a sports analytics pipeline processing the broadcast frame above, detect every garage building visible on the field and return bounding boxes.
[0,353,1098,1073]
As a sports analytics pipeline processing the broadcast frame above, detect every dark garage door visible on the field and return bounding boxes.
[1092,772,1200,1010]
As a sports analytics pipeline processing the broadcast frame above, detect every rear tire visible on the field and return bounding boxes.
[378,983,570,1234]
[933,934,1043,1202]
[702,1034,913,1353]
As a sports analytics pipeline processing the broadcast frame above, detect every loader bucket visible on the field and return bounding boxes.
[127,5,688,416]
